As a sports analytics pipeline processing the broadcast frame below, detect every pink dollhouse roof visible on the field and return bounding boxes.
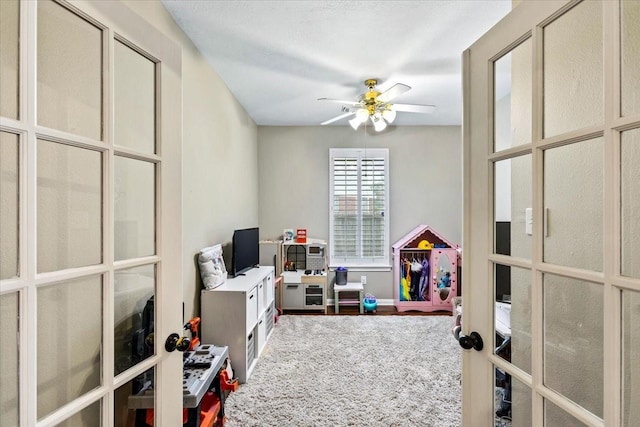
[392,224,458,250]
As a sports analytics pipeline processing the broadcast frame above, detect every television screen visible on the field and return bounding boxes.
[231,227,260,276]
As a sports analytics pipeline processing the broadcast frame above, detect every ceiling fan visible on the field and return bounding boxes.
[318,79,436,132]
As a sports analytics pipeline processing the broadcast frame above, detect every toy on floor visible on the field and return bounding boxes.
[363,293,378,313]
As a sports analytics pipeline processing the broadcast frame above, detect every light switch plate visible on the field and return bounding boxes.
[525,208,533,235]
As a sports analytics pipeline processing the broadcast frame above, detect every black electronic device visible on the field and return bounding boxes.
[231,227,260,277]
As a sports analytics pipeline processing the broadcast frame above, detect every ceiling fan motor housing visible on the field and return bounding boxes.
[363,79,381,114]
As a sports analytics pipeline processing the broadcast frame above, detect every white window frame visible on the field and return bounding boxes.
[329,148,390,270]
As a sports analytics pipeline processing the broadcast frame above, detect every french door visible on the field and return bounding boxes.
[0,1,183,425]
[462,0,639,426]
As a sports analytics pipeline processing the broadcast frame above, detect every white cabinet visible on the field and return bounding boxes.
[281,272,327,313]
[201,266,275,383]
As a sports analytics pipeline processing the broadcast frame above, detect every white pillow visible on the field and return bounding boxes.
[198,244,227,290]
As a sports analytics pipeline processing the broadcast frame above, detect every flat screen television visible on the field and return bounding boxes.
[231,227,260,277]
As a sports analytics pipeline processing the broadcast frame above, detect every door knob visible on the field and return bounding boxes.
[454,327,484,351]
[165,333,191,352]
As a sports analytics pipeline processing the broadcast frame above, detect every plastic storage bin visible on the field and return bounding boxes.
[335,267,347,286]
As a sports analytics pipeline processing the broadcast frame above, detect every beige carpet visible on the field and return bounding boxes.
[224,315,462,426]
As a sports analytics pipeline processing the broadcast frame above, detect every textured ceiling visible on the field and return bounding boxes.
[161,0,511,126]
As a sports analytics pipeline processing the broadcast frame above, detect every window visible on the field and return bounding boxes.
[329,148,389,269]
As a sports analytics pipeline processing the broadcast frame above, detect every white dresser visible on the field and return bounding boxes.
[200,266,275,383]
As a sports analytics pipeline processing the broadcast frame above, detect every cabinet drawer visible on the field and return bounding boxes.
[246,286,258,331]
[257,315,266,353]
[265,273,274,303]
[246,330,255,367]
[257,280,264,313]
[266,304,274,336]
[282,283,303,308]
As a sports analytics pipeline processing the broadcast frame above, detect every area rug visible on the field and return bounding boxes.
[224,315,462,427]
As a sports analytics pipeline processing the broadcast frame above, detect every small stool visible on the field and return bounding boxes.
[334,282,364,314]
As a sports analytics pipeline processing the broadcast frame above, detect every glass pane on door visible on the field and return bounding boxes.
[114,264,156,375]
[494,370,531,427]
[622,289,640,427]
[37,0,102,141]
[37,275,102,420]
[114,156,155,261]
[0,292,19,427]
[494,38,532,151]
[621,0,640,117]
[543,0,603,138]
[114,367,155,426]
[114,40,156,154]
[37,139,102,273]
[1,131,19,279]
[494,264,531,375]
[544,399,589,427]
[543,274,603,418]
[621,128,640,279]
[543,138,603,271]
[57,400,101,427]
[494,155,532,261]
[0,0,19,119]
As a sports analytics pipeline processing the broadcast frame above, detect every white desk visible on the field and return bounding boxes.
[334,282,364,314]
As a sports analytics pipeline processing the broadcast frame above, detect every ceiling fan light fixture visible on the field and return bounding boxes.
[355,108,369,123]
[349,116,362,130]
[382,108,397,124]
[371,112,387,132]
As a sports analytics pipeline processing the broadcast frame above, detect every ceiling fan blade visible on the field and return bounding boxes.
[391,103,436,114]
[318,98,362,107]
[377,83,411,103]
[321,111,355,125]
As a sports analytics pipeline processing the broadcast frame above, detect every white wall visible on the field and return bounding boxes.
[257,125,462,301]
[122,0,259,320]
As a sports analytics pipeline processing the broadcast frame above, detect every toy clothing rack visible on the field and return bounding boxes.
[392,225,460,313]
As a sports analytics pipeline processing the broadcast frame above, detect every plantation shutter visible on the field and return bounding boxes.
[330,148,389,268]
